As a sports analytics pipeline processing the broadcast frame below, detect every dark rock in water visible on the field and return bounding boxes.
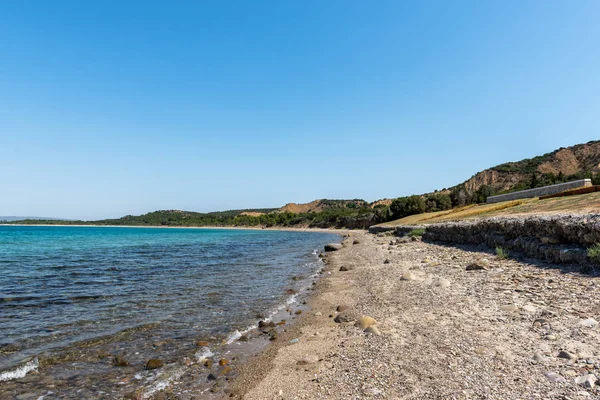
[204,359,214,368]
[334,312,355,323]
[324,243,343,252]
[196,340,210,347]
[295,310,302,315]
[207,373,218,381]
[285,289,297,295]
[258,320,276,329]
[210,383,221,393]
[269,330,278,340]
[145,359,164,370]
[238,335,249,342]
[112,355,130,367]
[219,359,229,366]
[217,366,233,376]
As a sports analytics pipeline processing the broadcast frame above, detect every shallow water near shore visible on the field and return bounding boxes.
[0,225,338,398]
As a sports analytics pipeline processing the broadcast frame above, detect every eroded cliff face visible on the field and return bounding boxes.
[463,170,527,192]
[461,140,600,193]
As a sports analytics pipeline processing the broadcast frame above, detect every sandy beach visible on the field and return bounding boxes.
[225,231,600,399]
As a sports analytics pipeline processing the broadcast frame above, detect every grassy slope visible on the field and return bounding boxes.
[378,191,600,226]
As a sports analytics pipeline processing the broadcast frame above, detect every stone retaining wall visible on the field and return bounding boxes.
[420,214,600,264]
[486,179,592,204]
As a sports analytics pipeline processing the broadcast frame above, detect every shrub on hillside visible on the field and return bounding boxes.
[390,195,426,219]
[588,244,600,265]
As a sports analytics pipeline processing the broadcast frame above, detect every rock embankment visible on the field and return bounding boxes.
[420,214,600,265]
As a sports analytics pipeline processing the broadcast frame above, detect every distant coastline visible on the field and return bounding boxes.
[0,223,347,234]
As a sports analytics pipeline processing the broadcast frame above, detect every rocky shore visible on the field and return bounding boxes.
[226,230,600,399]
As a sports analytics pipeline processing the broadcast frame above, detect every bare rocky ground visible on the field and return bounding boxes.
[228,231,600,399]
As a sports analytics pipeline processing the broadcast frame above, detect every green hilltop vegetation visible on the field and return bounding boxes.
[6,203,392,229]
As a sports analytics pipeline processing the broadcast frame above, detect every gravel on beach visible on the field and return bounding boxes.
[228,231,600,399]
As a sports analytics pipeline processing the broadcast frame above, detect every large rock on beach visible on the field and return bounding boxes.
[355,316,377,329]
[324,243,343,252]
[334,312,355,323]
[112,355,130,367]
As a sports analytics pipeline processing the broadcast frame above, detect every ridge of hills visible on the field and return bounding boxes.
[5,140,600,229]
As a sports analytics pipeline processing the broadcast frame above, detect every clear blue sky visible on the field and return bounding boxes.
[2,1,599,220]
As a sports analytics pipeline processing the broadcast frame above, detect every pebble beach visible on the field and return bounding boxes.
[227,231,600,399]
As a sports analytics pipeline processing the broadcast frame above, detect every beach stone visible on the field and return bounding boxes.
[431,277,450,288]
[207,373,217,381]
[355,316,377,329]
[364,326,381,335]
[466,262,487,271]
[315,312,322,316]
[294,310,302,315]
[533,353,548,363]
[195,340,209,347]
[334,312,355,323]
[336,305,350,312]
[258,320,275,328]
[383,259,390,264]
[400,272,415,281]
[522,304,538,313]
[500,305,520,313]
[112,355,130,367]
[204,359,214,368]
[324,243,342,252]
[217,366,233,376]
[145,359,164,370]
[579,318,599,328]
[269,330,278,341]
[297,355,319,365]
[353,240,360,244]
[339,266,351,271]
[238,335,249,342]
[545,371,567,383]
[575,374,597,388]
[558,350,578,361]
[218,359,229,366]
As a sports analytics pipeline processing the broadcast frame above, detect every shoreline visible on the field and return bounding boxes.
[0,223,348,234]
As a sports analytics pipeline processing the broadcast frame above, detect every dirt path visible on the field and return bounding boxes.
[229,232,600,399]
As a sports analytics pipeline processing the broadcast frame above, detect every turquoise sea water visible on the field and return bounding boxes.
[0,226,338,375]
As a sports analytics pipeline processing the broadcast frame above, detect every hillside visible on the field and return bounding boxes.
[460,140,600,194]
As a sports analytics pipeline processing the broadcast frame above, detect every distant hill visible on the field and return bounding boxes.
[459,140,600,194]
[276,199,372,214]
[0,216,70,222]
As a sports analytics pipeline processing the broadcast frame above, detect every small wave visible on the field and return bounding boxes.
[0,357,38,382]
[194,347,214,362]
[140,365,186,400]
